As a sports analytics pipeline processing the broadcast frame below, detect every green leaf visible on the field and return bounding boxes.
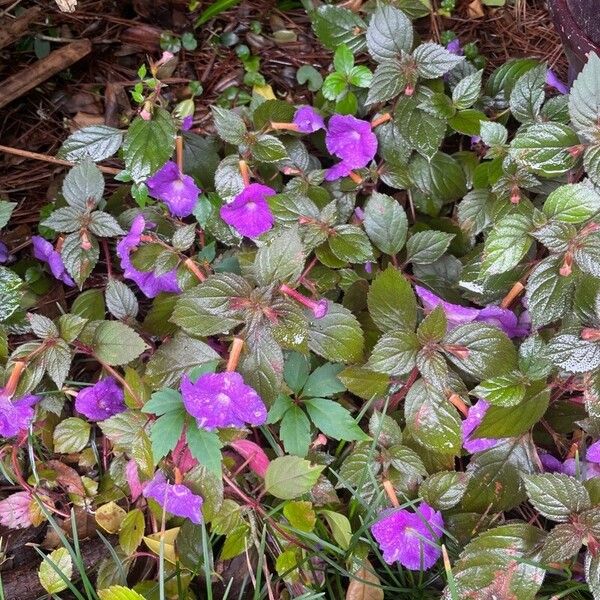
[367,330,420,376]
[329,225,374,264]
[0,200,16,229]
[365,4,413,62]
[303,363,345,398]
[462,437,538,512]
[61,230,99,287]
[486,58,541,98]
[92,321,148,366]
[472,373,526,407]
[369,411,402,447]
[541,523,586,562]
[254,227,305,285]
[284,500,316,532]
[123,108,176,183]
[150,408,185,461]
[142,388,183,416]
[363,192,408,256]
[449,524,545,599]
[585,549,600,600]
[509,64,546,123]
[283,353,310,394]
[480,121,508,147]
[443,322,517,379]
[574,232,600,276]
[395,97,446,159]
[210,106,247,144]
[481,213,532,275]
[452,70,483,110]
[119,509,145,556]
[510,122,579,177]
[525,255,574,328]
[59,313,87,343]
[42,207,83,233]
[569,51,600,139]
[0,267,22,323]
[584,144,600,186]
[543,182,600,223]
[474,382,549,438]
[367,266,417,332]
[320,510,352,550]
[333,43,354,74]
[547,333,600,373]
[62,159,104,210]
[99,411,147,451]
[171,273,250,337]
[522,473,591,522]
[420,471,468,510]
[145,332,220,388]
[404,379,462,455]
[447,109,487,136]
[265,456,325,499]
[280,405,311,457]
[308,302,364,363]
[186,423,222,475]
[405,230,454,265]
[38,547,73,595]
[366,61,406,104]
[214,155,245,202]
[413,42,463,79]
[98,586,147,600]
[72,288,105,320]
[338,366,390,401]
[305,397,369,441]
[296,65,323,92]
[417,305,447,344]
[59,125,123,162]
[251,134,288,163]
[89,211,125,237]
[311,5,366,53]
[105,280,138,320]
[53,417,90,453]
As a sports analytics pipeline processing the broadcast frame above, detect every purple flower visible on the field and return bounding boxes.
[325,115,377,180]
[0,242,9,264]
[181,115,193,131]
[32,236,75,287]
[539,450,563,473]
[562,458,600,480]
[415,286,528,338]
[116,215,180,298]
[546,69,569,95]
[588,440,600,463]
[462,399,501,453]
[147,161,200,218]
[220,183,275,238]
[371,502,444,569]
[143,471,203,524]
[446,38,462,55]
[180,371,267,431]
[0,388,39,437]
[75,378,125,421]
[293,106,325,133]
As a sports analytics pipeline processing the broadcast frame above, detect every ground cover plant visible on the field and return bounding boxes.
[4,2,600,598]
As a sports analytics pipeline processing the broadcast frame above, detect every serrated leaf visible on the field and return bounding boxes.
[280,405,311,457]
[63,159,104,211]
[89,211,126,237]
[413,42,463,79]
[406,230,454,265]
[509,64,546,123]
[92,321,148,366]
[186,423,222,475]
[59,125,123,162]
[0,267,22,323]
[123,108,176,183]
[150,408,185,461]
[569,51,600,140]
[366,61,406,104]
[541,523,585,562]
[547,333,600,373]
[308,302,364,363]
[105,280,139,320]
[481,213,532,275]
[305,398,368,441]
[251,134,288,162]
[329,225,374,264]
[420,471,468,510]
[42,206,83,233]
[395,97,446,159]
[338,366,389,401]
[0,200,16,230]
[367,267,416,333]
[311,5,366,53]
[543,182,600,223]
[254,227,305,285]
[363,192,408,256]
[480,120,508,147]
[452,70,483,110]
[53,417,90,453]
[61,230,99,287]
[211,106,247,144]
[38,547,73,595]
[119,509,145,555]
[523,473,591,522]
[473,373,526,407]
[365,4,412,62]
[367,330,420,376]
[265,456,325,499]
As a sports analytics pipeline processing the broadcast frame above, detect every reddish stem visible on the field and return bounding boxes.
[226,337,244,372]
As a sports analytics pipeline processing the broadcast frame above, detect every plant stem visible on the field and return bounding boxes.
[226,337,244,372]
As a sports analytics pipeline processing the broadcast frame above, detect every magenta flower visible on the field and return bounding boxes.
[75,378,125,422]
[562,458,600,480]
[0,388,39,438]
[293,106,325,133]
[588,440,600,463]
[462,399,502,453]
[126,459,143,501]
[415,286,528,338]
[180,371,267,431]
[220,183,275,238]
[32,236,75,287]
[116,215,180,298]
[230,439,270,478]
[325,115,377,181]
[546,69,569,95]
[143,471,203,524]
[0,242,9,264]
[371,502,444,569]
[181,115,193,131]
[539,450,563,473]
[147,161,200,218]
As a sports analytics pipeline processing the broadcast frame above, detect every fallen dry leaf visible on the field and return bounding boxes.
[346,561,384,600]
